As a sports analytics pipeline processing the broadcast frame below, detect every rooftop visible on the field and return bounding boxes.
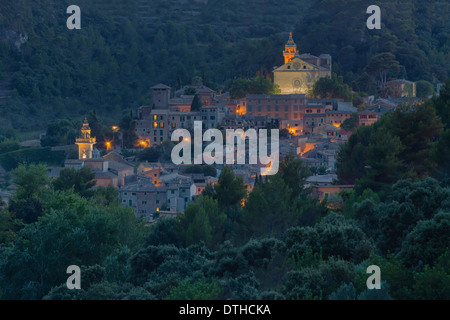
[246,94,306,99]
[298,53,319,59]
[103,151,133,166]
[306,174,338,184]
[95,171,118,179]
[151,83,171,89]
[386,79,415,84]
[359,105,395,115]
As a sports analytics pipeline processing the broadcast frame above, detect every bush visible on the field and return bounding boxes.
[0,147,65,171]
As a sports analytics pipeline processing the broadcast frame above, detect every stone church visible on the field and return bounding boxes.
[273,33,332,94]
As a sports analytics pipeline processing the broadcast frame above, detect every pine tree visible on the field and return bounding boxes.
[191,94,202,111]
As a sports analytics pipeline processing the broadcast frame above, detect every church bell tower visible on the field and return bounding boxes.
[283,32,297,64]
[75,117,96,160]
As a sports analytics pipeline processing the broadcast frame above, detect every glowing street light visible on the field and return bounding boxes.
[138,140,147,150]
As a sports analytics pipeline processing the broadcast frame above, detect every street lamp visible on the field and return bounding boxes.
[138,140,146,151]
[112,126,120,151]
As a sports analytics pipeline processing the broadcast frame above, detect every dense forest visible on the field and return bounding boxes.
[294,0,449,88]
[0,82,449,300]
[0,0,448,134]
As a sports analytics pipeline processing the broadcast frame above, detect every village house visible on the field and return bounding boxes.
[385,79,416,98]
[119,172,196,221]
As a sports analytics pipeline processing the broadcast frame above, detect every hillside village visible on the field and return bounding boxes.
[0,34,432,223]
[0,0,449,302]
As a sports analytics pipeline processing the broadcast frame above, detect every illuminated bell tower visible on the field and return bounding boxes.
[75,117,96,160]
[283,32,297,64]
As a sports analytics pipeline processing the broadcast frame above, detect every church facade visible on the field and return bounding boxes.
[273,33,332,94]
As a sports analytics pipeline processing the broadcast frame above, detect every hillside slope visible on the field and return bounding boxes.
[0,0,448,134]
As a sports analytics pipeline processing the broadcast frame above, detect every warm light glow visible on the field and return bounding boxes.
[301,142,320,156]
[332,123,341,128]
[112,126,119,132]
[105,141,112,150]
[136,139,148,148]
[261,162,274,176]
[156,208,160,212]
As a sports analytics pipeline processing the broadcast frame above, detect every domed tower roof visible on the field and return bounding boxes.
[81,116,90,130]
[283,32,298,64]
[286,32,296,47]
